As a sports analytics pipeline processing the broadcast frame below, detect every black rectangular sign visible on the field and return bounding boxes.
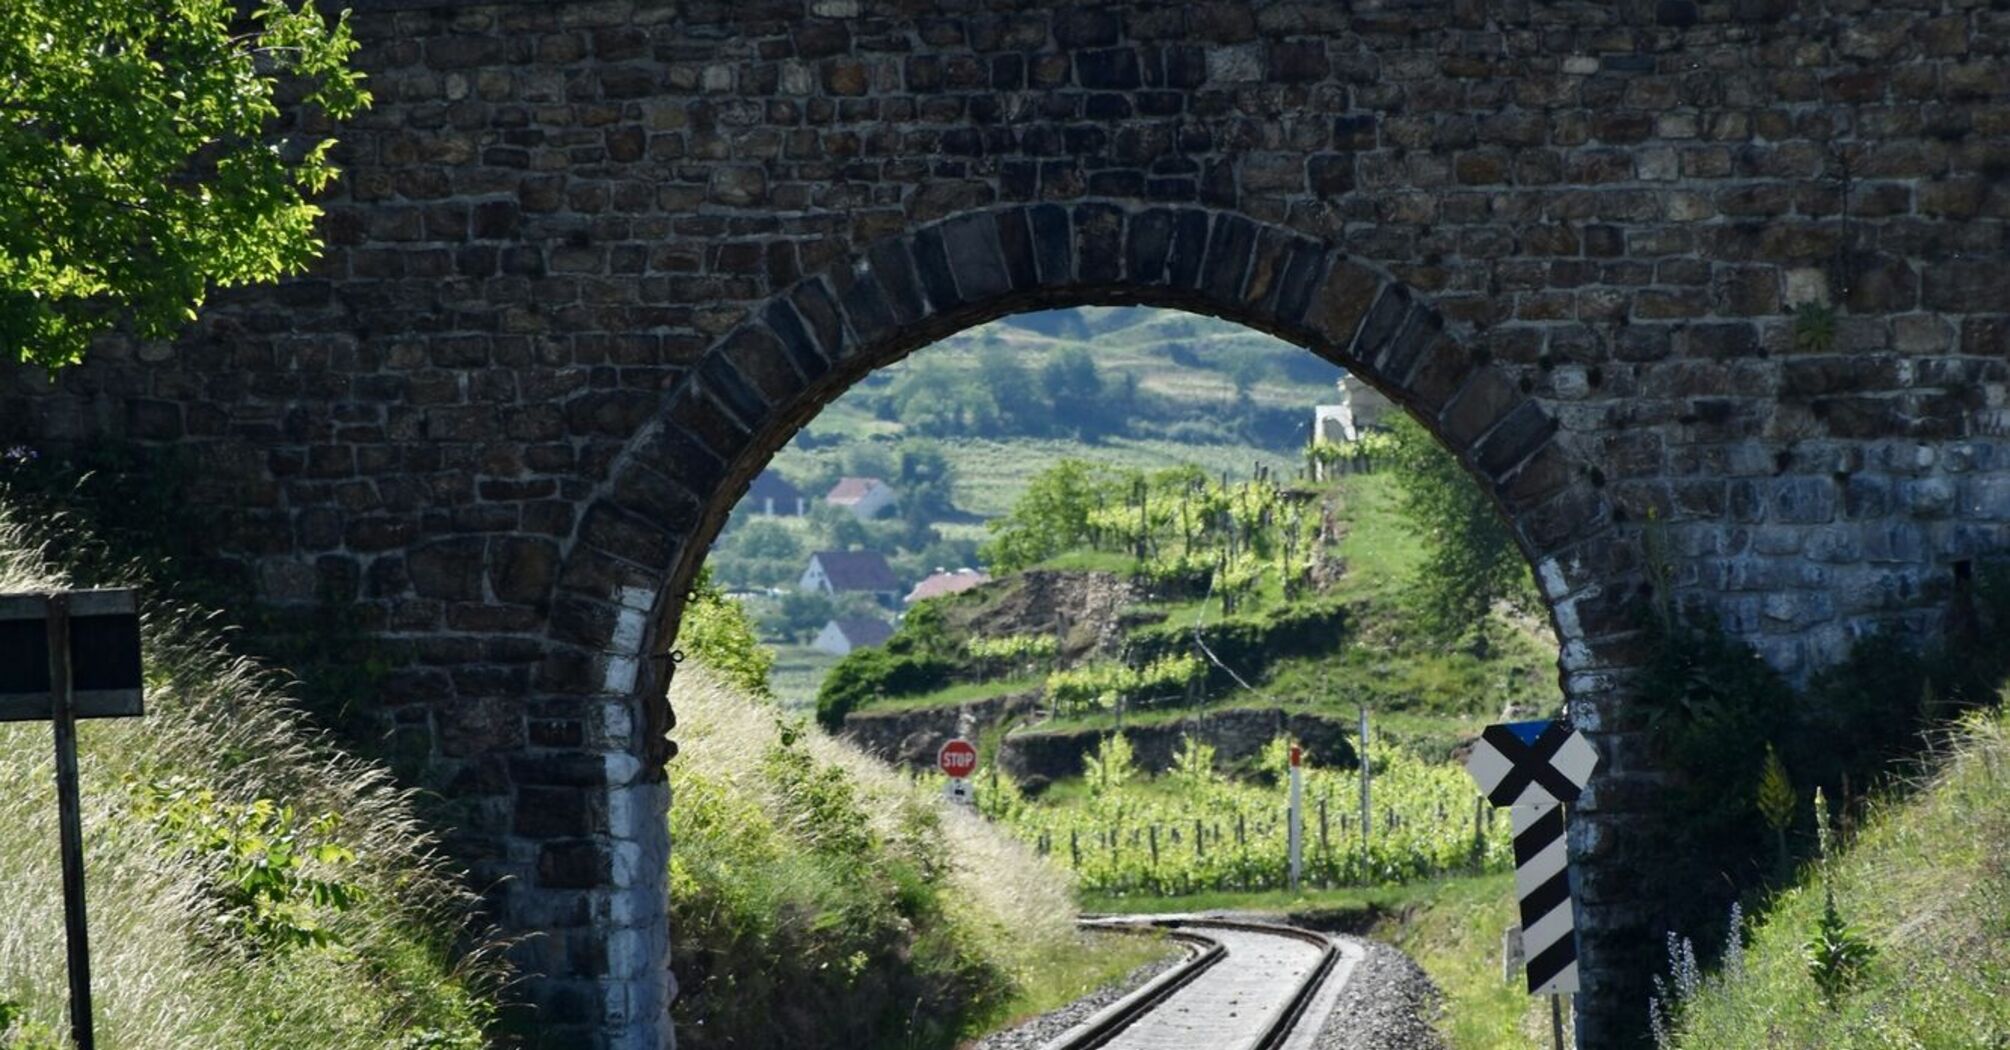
[0,590,144,721]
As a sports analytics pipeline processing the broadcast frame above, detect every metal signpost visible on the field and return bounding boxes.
[938,737,978,807]
[1286,743,1304,892]
[0,589,146,1050]
[1463,718,1598,1050]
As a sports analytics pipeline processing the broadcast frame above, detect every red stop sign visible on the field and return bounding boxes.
[938,738,978,779]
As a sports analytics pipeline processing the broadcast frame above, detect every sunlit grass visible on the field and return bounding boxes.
[0,505,502,1049]
[1668,705,2010,1048]
[668,666,1175,1047]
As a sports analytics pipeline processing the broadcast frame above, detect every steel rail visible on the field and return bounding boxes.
[1034,926,1225,1050]
[1042,917,1340,1050]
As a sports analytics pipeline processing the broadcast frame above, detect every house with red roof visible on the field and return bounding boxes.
[904,568,991,606]
[825,476,896,520]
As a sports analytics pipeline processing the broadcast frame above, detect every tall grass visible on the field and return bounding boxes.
[0,506,503,1049]
[1664,704,2010,1048]
[668,666,1162,1049]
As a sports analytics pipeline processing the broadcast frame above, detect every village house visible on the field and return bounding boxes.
[798,550,902,606]
[825,476,896,520]
[904,568,991,606]
[745,470,805,516]
[811,616,895,656]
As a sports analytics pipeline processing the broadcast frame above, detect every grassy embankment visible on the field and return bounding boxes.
[667,665,1173,1050]
[0,509,502,1049]
[1664,704,2010,1047]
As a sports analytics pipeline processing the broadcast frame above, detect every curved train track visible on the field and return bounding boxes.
[1040,918,1360,1050]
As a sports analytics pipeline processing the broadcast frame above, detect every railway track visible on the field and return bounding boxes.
[1039,918,1362,1050]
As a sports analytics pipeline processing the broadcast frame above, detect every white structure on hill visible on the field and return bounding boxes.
[1313,375,1393,443]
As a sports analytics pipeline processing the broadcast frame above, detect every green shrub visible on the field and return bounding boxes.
[128,777,363,952]
[814,648,959,729]
[677,568,775,700]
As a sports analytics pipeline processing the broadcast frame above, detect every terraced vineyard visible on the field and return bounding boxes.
[983,734,1512,899]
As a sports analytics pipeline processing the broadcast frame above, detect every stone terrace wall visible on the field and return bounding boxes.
[3,1,2008,1046]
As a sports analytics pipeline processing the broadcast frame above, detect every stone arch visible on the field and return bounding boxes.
[545,202,1636,1046]
[572,202,1618,705]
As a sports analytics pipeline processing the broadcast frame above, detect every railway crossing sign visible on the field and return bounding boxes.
[1,589,146,1050]
[1464,719,1597,808]
[937,737,978,779]
[1464,718,1597,1009]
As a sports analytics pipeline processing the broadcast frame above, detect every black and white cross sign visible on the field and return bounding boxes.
[1464,719,1598,808]
[1464,719,1598,1001]
[1512,802,1579,995]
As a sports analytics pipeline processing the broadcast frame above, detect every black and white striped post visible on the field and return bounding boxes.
[1465,719,1598,1050]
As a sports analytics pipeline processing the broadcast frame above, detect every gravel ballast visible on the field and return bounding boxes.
[1313,936,1446,1050]
[966,947,1188,1050]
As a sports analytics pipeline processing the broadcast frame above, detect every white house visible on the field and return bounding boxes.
[825,476,896,520]
[812,616,895,656]
[799,550,902,605]
[746,470,805,516]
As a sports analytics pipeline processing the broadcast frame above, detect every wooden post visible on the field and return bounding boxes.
[48,595,96,1050]
[1358,704,1371,872]
[1318,797,1330,886]
[1149,824,1159,872]
[1236,813,1247,890]
[1473,793,1487,871]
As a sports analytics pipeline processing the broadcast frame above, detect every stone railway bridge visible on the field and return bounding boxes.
[5,0,2009,1045]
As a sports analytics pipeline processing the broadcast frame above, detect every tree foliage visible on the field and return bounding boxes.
[980,459,1101,571]
[1384,414,1537,649]
[678,569,775,700]
[2,0,370,367]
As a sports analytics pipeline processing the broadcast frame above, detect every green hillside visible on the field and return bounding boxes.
[1658,702,2010,1048]
[813,461,1560,762]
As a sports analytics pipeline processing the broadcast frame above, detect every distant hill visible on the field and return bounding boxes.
[710,305,1359,709]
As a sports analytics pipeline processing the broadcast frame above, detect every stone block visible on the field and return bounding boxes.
[1076,48,1142,89]
[1302,261,1383,354]
[538,840,613,890]
[940,213,1011,303]
[1074,203,1125,284]
[1026,203,1075,287]
[1124,208,1175,285]
[408,537,488,601]
[864,239,929,324]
